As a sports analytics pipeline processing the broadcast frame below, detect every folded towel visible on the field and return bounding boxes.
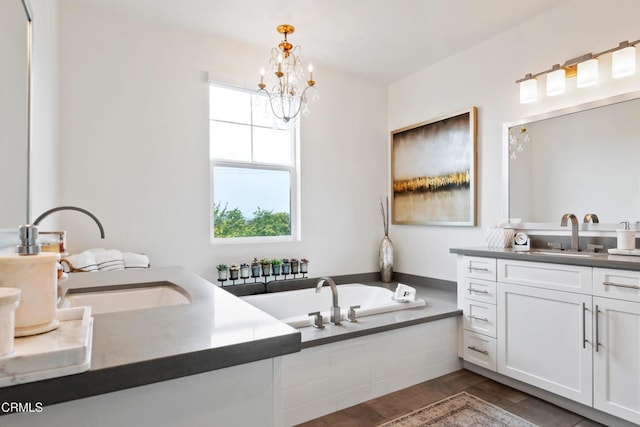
[61,251,98,273]
[123,252,150,269]
[88,248,125,271]
[394,283,417,302]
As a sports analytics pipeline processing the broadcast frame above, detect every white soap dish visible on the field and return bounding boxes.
[0,306,92,388]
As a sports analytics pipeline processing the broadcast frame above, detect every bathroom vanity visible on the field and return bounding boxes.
[451,247,640,426]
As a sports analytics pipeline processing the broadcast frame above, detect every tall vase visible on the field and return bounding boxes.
[379,235,394,283]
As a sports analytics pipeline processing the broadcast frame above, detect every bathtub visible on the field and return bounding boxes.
[241,283,426,328]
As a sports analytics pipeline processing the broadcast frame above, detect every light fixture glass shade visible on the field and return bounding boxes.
[519,78,537,104]
[546,68,566,96]
[577,58,598,87]
[612,46,636,78]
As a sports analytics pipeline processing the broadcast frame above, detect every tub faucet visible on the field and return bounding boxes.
[583,213,599,223]
[316,277,341,325]
[560,213,579,251]
[33,206,105,239]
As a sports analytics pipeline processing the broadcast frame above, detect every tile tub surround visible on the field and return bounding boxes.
[0,267,300,409]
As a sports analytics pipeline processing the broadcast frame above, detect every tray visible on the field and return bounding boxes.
[0,306,93,387]
[608,248,640,256]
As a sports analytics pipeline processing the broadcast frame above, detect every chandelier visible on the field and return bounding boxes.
[258,24,318,123]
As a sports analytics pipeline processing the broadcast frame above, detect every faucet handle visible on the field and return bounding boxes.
[587,244,604,253]
[347,305,361,323]
[308,311,324,329]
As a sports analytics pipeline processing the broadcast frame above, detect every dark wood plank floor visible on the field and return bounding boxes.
[297,369,604,427]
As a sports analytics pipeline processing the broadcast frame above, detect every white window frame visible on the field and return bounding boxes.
[209,83,301,244]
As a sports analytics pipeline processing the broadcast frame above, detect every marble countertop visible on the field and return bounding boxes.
[0,267,301,407]
[450,246,640,271]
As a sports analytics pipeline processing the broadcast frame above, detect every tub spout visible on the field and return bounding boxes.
[316,277,341,325]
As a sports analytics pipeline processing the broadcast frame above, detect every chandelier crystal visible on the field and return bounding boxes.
[258,24,318,123]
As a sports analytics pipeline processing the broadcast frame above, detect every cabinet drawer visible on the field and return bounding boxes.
[462,256,496,281]
[463,330,496,371]
[498,259,592,294]
[463,299,496,337]
[463,278,497,304]
[594,268,640,303]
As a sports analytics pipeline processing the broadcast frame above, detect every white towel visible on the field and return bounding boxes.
[88,248,125,271]
[123,252,150,269]
[61,251,98,273]
[394,283,417,302]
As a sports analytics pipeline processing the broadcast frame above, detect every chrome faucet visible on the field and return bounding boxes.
[316,277,341,325]
[33,206,105,239]
[583,213,599,223]
[560,213,579,251]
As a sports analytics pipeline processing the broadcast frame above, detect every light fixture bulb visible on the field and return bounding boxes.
[577,58,598,88]
[612,45,636,78]
[546,67,566,96]
[519,78,537,104]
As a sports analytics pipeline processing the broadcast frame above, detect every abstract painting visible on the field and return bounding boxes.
[391,107,477,226]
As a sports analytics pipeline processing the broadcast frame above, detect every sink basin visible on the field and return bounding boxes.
[527,250,599,258]
[61,281,191,314]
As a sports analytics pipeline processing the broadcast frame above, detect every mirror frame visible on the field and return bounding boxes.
[502,89,640,233]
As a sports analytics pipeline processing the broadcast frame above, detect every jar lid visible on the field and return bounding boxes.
[0,288,21,306]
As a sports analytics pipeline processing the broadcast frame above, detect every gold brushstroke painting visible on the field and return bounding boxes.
[391,107,477,226]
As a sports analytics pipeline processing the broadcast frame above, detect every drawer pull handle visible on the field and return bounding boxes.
[582,302,588,349]
[602,281,640,290]
[595,305,601,353]
[468,266,490,272]
[467,315,490,322]
[468,287,490,295]
[467,346,489,355]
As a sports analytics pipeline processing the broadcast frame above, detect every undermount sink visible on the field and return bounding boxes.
[527,250,600,258]
[61,281,191,315]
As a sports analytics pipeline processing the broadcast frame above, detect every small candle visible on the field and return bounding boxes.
[308,63,314,80]
[260,67,265,84]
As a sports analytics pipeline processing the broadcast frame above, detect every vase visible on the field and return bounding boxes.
[379,236,394,283]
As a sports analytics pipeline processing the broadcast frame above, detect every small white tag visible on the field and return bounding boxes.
[394,283,416,302]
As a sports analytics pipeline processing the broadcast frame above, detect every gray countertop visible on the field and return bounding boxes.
[0,268,461,410]
[0,267,301,407]
[450,246,640,271]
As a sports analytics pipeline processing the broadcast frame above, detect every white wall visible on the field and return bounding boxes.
[52,1,388,282]
[388,0,640,281]
[30,0,60,222]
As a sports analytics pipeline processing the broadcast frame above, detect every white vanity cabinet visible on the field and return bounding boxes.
[458,256,497,371]
[497,282,593,405]
[592,268,640,424]
[455,253,640,425]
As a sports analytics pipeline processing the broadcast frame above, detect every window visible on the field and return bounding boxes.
[209,84,299,241]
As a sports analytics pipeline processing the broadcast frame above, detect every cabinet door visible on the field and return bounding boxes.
[593,297,640,424]
[497,283,592,405]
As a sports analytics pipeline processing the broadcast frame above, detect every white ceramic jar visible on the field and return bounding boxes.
[0,253,60,336]
[0,287,21,357]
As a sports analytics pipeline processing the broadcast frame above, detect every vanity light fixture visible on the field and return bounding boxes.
[612,41,636,78]
[517,38,640,104]
[257,24,318,123]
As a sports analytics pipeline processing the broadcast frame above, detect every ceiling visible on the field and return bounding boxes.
[65,0,570,84]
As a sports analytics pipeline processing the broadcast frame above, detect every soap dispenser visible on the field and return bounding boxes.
[616,221,636,250]
[0,225,60,336]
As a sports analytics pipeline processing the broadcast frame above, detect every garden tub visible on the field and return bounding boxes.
[241,283,426,328]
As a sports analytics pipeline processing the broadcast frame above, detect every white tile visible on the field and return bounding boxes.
[282,378,330,409]
[282,361,330,389]
[332,384,372,411]
[331,367,371,394]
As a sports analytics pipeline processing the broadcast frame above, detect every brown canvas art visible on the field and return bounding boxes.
[392,107,477,226]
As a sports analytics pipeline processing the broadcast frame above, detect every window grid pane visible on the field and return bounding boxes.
[209,83,298,240]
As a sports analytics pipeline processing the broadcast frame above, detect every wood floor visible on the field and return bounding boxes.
[297,369,604,427]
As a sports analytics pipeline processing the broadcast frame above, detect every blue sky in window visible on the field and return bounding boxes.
[214,167,290,219]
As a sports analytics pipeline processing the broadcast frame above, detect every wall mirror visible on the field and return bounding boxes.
[0,0,32,233]
[504,90,640,231]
